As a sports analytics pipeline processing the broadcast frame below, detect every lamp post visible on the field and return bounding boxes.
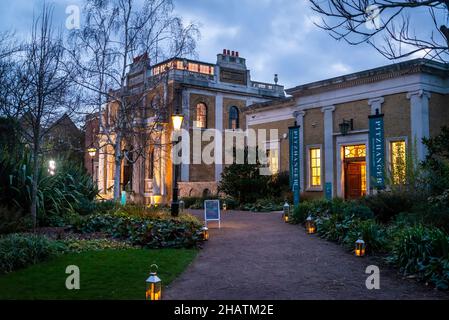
[87,147,97,182]
[171,108,184,217]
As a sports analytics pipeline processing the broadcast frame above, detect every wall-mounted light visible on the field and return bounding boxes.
[339,119,354,136]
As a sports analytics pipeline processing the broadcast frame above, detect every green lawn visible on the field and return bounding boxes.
[0,248,197,300]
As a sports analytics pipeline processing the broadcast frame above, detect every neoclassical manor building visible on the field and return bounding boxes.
[93,50,285,204]
[246,58,449,200]
[88,54,448,204]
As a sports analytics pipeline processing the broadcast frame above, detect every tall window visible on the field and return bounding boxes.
[309,147,322,188]
[229,106,239,129]
[194,103,207,129]
[266,147,279,174]
[390,140,407,184]
[148,149,154,179]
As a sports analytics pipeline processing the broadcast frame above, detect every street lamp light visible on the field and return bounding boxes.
[171,108,184,217]
[87,147,97,182]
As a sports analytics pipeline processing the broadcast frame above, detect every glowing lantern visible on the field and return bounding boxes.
[283,202,290,223]
[223,201,227,211]
[305,216,316,234]
[355,239,366,257]
[145,264,162,301]
[201,226,209,241]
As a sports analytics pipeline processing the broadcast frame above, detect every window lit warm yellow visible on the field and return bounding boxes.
[344,145,366,158]
[310,148,321,187]
[267,149,279,174]
[391,140,406,184]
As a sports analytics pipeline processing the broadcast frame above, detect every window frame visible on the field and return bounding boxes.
[264,140,280,175]
[194,102,208,129]
[228,106,240,130]
[386,136,408,185]
[306,144,323,191]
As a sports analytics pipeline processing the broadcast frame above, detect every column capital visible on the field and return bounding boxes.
[321,105,335,113]
[368,97,384,106]
[407,89,431,100]
[293,110,306,118]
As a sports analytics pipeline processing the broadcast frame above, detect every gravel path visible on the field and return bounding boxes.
[165,210,449,300]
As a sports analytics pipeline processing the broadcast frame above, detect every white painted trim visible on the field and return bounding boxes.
[306,144,323,192]
[246,106,296,126]
[336,134,370,198]
[368,97,384,115]
[294,73,448,110]
[322,106,335,197]
[407,90,431,162]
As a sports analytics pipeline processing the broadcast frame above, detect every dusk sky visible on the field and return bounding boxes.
[0,0,435,89]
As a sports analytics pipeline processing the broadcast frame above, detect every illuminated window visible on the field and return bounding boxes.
[266,148,279,174]
[344,145,366,159]
[194,103,207,129]
[229,106,239,129]
[309,147,322,188]
[390,140,407,184]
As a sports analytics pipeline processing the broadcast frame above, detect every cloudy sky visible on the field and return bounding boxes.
[0,0,435,89]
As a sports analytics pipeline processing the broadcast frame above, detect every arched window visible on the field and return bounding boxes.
[229,106,239,129]
[195,103,207,129]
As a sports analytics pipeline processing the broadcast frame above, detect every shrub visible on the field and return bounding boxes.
[343,220,388,254]
[0,234,61,274]
[58,238,134,253]
[77,212,203,248]
[361,189,425,223]
[0,205,32,234]
[420,257,449,290]
[291,202,314,224]
[241,198,284,212]
[0,149,98,226]
[388,225,449,276]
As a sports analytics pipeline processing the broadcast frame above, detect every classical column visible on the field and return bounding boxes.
[181,89,190,182]
[368,97,384,115]
[294,110,306,192]
[407,90,431,162]
[97,143,105,194]
[215,93,224,181]
[321,106,335,197]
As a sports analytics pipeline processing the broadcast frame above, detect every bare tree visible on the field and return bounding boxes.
[69,0,199,200]
[309,0,449,62]
[1,5,79,229]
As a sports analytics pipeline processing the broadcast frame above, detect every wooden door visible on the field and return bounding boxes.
[345,162,362,199]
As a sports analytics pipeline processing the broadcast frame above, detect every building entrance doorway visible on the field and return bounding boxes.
[343,145,367,200]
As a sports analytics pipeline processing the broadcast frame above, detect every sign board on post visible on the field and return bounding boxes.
[289,125,301,205]
[369,112,386,191]
[204,200,221,228]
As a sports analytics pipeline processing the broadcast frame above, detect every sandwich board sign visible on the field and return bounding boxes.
[204,200,221,228]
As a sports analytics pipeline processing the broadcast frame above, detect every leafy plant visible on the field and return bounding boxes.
[77,210,204,249]
[388,225,449,275]
[0,233,62,274]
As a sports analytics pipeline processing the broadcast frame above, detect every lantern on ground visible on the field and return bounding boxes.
[223,201,227,211]
[146,264,162,301]
[355,239,366,257]
[201,226,209,241]
[179,200,185,214]
[305,216,316,234]
[283,201,290,223]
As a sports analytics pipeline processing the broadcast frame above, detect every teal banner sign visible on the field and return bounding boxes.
[289,125,301,205]
[369,113,386,190]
